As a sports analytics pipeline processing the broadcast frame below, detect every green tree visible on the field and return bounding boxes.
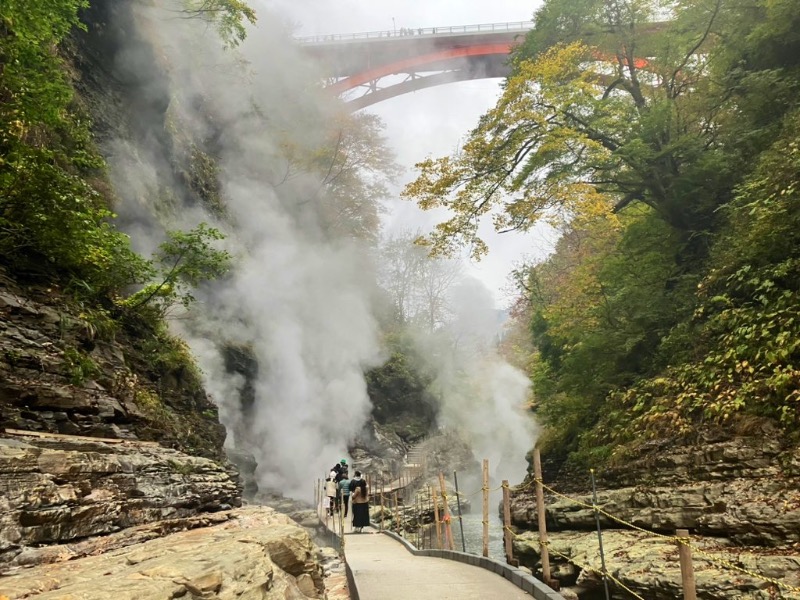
[405,0,800,468]
[378,231,462,330]
[403,0,739,258]
[121,224,231,318]
[0,0,150,295]
[589,109,800,447]
[279,112,399,242]
[178,0,257,47]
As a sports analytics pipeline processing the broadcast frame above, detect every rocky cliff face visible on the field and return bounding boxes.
[1,1,345,597]
[509,429,800,598]
[0,267,227,460]
[0,434,241,568]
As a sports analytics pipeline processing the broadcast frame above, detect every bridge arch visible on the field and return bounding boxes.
[297,22,532,109]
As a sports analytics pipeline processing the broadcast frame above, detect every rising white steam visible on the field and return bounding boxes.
[99,0,534,500]
[103,1,384,499]
[420,277,537,484]
[377,234,537,484]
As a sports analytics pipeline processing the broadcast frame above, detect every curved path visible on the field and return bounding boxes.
[345,531,532,599]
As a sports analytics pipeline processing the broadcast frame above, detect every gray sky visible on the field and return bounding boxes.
[268,0,555,306]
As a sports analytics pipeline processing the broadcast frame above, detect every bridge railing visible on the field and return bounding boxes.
[295,21,535,44]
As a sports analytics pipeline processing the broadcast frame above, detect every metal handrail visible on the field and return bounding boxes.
[295,21,535,44]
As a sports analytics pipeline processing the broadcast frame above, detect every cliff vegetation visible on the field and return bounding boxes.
[404,0,800,471]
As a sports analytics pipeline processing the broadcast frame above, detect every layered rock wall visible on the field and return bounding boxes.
[509,432,800,598]
[0,435,241,568]
[511,435,800,546]
[0,267,227,459]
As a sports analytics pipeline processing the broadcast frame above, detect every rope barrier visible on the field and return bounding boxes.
[502,525,645,600]
[518,477,800,594]
[323,465,800,597]
[686,542,800,594]
[453,483,506,500]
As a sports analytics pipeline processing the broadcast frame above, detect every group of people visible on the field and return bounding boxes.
[324,459,370,532]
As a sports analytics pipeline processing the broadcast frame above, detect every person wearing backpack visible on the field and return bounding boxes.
[324,476,337,517]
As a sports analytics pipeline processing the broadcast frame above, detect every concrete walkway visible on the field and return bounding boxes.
[344,532,532,599]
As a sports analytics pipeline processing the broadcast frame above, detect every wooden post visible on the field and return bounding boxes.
[418,492,424,550]
[502,480,513,563]
[590,469,610,600]
[432,485,443,549]
[438,472,454,550]
[453,470,466,553]
[380,476,385,532]
[428,487,434,549]
[415,492,420,549]
[677,529,697,600]
[482,459,490,557]
[533,448,552,583]
[339,497,345,536]
[394,492,400,533]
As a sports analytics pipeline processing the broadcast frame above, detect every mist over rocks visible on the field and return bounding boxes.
[78,0,538,502]
[78,0,386,500]
[410,277,538,485]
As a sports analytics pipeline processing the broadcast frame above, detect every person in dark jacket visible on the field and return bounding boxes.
[350,471,370,532]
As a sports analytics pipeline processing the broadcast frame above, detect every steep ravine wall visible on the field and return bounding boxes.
[0,3,339,598]
[0,268,227,459]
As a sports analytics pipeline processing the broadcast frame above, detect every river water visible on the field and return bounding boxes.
[411,491,506,560]
[453,508,506,559]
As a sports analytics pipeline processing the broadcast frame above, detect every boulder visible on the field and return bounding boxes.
[0,506,323,600]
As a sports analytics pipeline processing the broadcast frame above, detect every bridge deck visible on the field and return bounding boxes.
[295,21,534,45]
[345,532,532,599]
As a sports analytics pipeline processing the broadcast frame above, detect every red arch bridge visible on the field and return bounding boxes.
[295,22,534,110]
